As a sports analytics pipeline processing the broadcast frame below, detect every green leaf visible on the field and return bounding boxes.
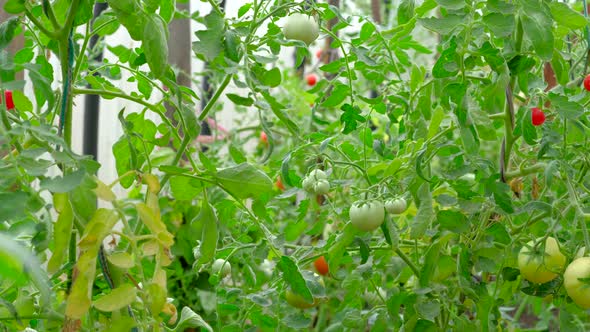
[262,67,281,87]
[549,2,587,30]
[40,169,86,193]
[420,242,441,287]
[418,14,464,35]
[278,256,313,303]
[215,163,273,199]
[397,0,415,25]
[432,37,458,78]
[482,13,514,37]
[227,93,253,106]
[411,183,434,239]
[170,307,213,332]
[93,283,137,312]
[0,17,19,50]
[340,103,366,134]
[3,0,25,13]
[435,0,465,10]
[169,176,202,201]
[160,0,176,23]
[548,93,583,120]
[143,14,169,78]
[437,210,469,234]
[195,200,218,265]
[0,233,51,307]
[519,1,554,61]
[11,89,33,112]
[192,10,225,61]
[322,83,349,107]
[0,192,28,221]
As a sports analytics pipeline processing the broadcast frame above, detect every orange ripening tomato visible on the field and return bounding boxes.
[275,177,286,191]
[260,131,268,144]
[314,256,329,276]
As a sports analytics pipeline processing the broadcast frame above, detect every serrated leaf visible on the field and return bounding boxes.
[143,14,169,78]
[278,256,313,303]
[170,307,213,332]
[107,252,134,269]
[215,163,273,199]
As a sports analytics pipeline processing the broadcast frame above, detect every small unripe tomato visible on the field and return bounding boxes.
[307,169,327,181]
[564,257,590,308]
[306,74,318,86]
[314,256,329,276]
[518,237,566,284]
[584,74,590,91]
[531,107,546,126]
[313,180,330,195]
[260,131,268,144]
[1,90,14,110]
[384,198,407,214]
[212,259,231,278]
[302,176,315,193]
[283,13,319,45]
[350,200,385,232]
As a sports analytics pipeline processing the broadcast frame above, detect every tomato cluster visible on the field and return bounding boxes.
[302,169,330,195]
[518,237,590,309]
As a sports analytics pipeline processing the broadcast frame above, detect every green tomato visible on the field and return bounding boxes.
[212,259,231,278]
[517,237,566,284]
[283,13,319,45]
[564,257,590,308]
[302,176,315,193]
[384,198,407,214]
[307,169,327,181]
[313,180,330,195]
[350,200,385,232]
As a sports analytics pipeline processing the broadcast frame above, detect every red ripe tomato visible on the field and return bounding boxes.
[584,74,590,91]
[306,74,317,86]
[316,49,322,59]
[314,256,329,276]
[260,131,268,144]
[275,177,286,191]
[2,90,15,110]
[531,107,546,126]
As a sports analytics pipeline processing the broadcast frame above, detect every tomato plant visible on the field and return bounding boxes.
[2,0,590,330]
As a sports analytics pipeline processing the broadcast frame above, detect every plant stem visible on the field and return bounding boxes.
[24,8,58,39]
[504,163,546,180]
[395,248,420,278]
[199,74,232,122]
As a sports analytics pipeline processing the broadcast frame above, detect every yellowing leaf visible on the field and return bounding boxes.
[107,252,134,269]
[93,283,137,312]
